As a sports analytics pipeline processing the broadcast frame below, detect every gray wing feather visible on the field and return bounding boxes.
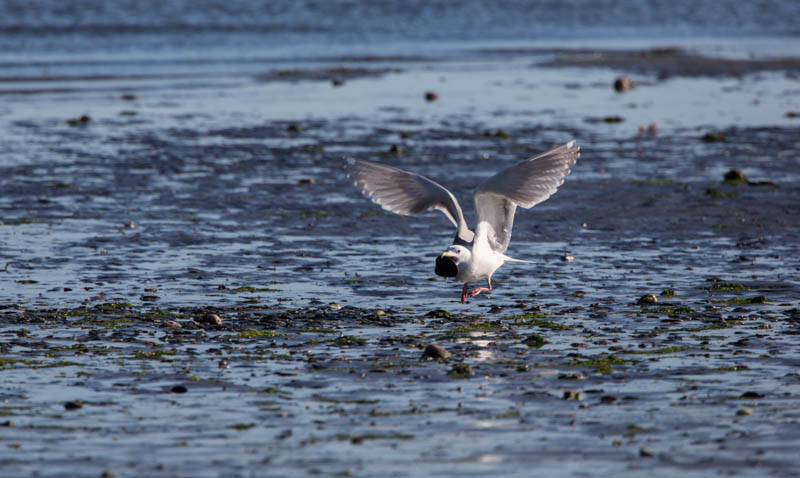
[345,157,473,240]
[474,141,580,253]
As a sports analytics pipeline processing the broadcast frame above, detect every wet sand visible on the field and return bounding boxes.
[1,47,800,477]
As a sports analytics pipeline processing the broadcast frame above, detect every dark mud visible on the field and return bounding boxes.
[2,50,800,476]
[538,47,800,78]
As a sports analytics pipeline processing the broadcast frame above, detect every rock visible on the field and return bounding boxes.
[448,364,474,378]
[421,344,451,360]
[723,168,748,184]
[520,334,547,348]
[600,395,617,404]
[637,294,658,305]
[425,309,451,319]
[170,385,188,394]
[124,221,136,228]
[563,390,582,400]
[572,291,585,298]
[561,252,575,262]
[375,310,387,317]
[286,123,303,133]
[614,76,635,92]
[737,407,754,416]
[739,391,765,399]
[701,132,726,142]
[639,447,655,457]
[298,178,317,185]
[66,115,92,127]
[64,401,83,411]
[329,302,342,310]
[198,314,222,326]
[140,295,159,302]
[164,320,181,329]
[425,91,438,102]
[558,372,586,380]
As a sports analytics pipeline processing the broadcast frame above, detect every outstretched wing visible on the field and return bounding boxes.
[474,141,580,253]
[345,157,474,242]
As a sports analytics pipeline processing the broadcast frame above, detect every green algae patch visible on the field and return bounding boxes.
[506,313,572,330]
[646,306,696,315]
[332,336,368,346]
[521,334,548,348]
[448,364,475,378]
[705,282,747,292]
[721,296,767,305]
[712,365,749,372]
[567,355,627,374]
[133,350,176,360]
[451,321,503,333]
[628,346,692,355]
[231,286,278,293]
[235,329,280,339]
[705,188,738,199]
[683,320,742,332]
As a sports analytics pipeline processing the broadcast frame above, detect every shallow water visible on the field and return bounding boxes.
[2,3,800,477]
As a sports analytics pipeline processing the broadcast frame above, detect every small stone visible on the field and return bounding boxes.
[164,320,182,329]
[448,364,474,378]
[563,390,582,400]
[561,253,575,262]
[286,123,303,133]
[329,302,342,310]
[140,295,159,302]
[198,314,223,326]
[217,284,227,290]
[739,391,765,399]
[572,291,585,298]
[558,373,586,380]
[421,344,451,360]
[600,395,617,404]
[170,385,188,394]
[702,132,726,142]
[298,178,317,185]
[64,401,83,411]
[614,76,635,92]
[375,310,387,317]
[637,294,658,305]
[723,168,748,184]
[124,221,136,228]
[218,358,229,369]
[737,407,754,416]
[639,447,655,457]
[425,91,438,102]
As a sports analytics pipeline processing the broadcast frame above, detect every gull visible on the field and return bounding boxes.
[345,141,579,303]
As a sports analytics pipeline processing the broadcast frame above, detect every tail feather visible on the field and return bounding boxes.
[503,255,534,264]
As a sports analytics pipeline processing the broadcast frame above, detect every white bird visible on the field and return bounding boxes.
[345,141,579,303]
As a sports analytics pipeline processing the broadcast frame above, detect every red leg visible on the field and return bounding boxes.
[460,282,469,303]
[468,279,493,298]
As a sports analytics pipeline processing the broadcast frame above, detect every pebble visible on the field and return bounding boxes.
[637,294,658,305]
[124,221,136,228]
[164,320,182,329]
[737,407,754,416]
[600,395,617,404]
[198,313,223,326]
[561,253,575,262]
[64,401,83,411]
[639,447,655,457]
[422,344,451,360]
[329,302,342,310]
[614,76,635,92]
[170,385,188,394]
[563,390,582,400]
[375,310,387,317]
[298,178,317,185]
[425,91,438,102]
